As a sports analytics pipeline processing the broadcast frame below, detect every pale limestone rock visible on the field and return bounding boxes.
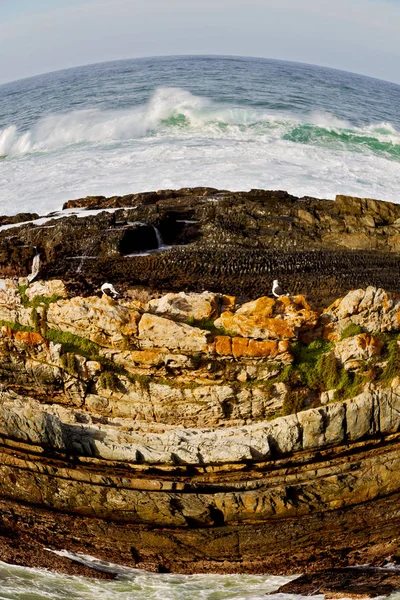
[139,313,210,352]
[324,286,400,340]
[18,306,37,328]
[237,370,247,383]
[165,353,193,368]
[0,384,399,467]
[85,394,110,413]
[266,414,302,455]
[47,295,140,348]
[0,279,22,323]
[298,409,325,450]
[335,333,383,367]
[0,279,21,305]
[345,391,379,441]
[25,280,68,301]
[320,389,336,404]
[0,395,65,449]
[298,403,345,449]
[336,289,365,319]
[85,360,102,378]
[146,291,218,321]
[49,342,63,364]
[379,383,400,433]
[324,402,346,446]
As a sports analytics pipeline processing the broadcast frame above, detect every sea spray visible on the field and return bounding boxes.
[2,89,400,158]
[0,557,301,600]
[152,225,163,248]
[27,248,40,282]
[1,56,400,213]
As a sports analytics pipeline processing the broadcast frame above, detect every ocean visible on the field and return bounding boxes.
[1,556,400,600]
[1,56,400,597]
[0,557,299,600]
[1,55,400,215]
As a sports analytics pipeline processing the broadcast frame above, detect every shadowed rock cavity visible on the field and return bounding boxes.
[2,188,400,306]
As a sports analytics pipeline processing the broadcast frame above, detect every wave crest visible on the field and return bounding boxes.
[1,87,400,160]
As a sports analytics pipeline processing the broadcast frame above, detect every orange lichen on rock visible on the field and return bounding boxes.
[0,325,13,338]
[0,326,45,348]
[246,339,279,358]
[130,349,166,365]
[236,296,276,318]
[215,336,232,355]
[214,294,318,341]
[14,330,45,347]
[232,337,249,358]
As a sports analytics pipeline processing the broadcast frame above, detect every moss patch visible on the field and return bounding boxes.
[0,320,34,333]
[45,328,99,357]
[60,352,79,377]
[340,323,364,340]
[380,337,400,384]
[99,370,120,392]
[292,339,337,389]
[17,284,29,306]
[17,284,62,309]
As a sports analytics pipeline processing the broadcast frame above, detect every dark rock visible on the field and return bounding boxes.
[3,187,400,306]
[272,567,400,598]
[0,212,39,226]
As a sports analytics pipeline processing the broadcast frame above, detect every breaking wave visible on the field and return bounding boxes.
[0,557,300,600]
[1,87,400,160]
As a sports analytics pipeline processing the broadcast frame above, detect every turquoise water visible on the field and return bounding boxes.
[1,56,400,214]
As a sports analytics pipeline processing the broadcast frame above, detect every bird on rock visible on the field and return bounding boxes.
[272,279,288,298]
[101,283,119,299]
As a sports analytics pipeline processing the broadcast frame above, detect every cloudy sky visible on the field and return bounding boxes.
[1,0,400,85]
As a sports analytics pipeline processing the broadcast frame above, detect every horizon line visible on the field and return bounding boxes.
[1,53,400,89]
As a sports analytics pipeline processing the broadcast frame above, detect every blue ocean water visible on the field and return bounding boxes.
[0,56,400,215]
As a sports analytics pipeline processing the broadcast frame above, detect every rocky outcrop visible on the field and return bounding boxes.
[334,333,384,370]
[146,291,220,321]
[0,280,400,574]
[214,295,318,340]
[4,189,400,306]
[323,286,400,339]
[138,313,210,352]
[47,295,140,349]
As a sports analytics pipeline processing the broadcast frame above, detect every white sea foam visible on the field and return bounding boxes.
[0,557,304,600]
[2,87,399,159]
[0,88,213,156]
[0,207,125,232]
[1,87,400,214]
[308,111,351,130]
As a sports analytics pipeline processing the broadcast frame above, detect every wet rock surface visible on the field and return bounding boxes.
[2,188,400,305]
[273,567,400,598]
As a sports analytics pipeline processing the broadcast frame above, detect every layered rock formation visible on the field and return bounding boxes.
[3,189,400,305]
[0,279,400,574]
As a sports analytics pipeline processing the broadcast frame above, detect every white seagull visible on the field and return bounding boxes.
[101,283,119,299]
[272,279,288,298]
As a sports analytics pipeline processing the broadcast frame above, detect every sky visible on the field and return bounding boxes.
[0,0,400,85]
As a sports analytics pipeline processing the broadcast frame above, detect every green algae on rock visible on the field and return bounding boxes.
[0,280,400,574]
